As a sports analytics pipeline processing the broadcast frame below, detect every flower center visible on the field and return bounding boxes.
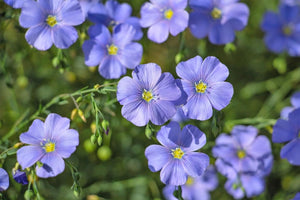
[46,15,57,27]
[195,81,207,93]
[283,25,293,36]
[44,142,55,153]
[107,44,118,55]
[211,7,222,19]
[164,9,174,20]
[172,148,184,159]
[186,176,194,186]
[142,89,153,102]
[237,149,246,159]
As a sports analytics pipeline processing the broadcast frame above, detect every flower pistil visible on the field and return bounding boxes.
[195,81,207,93]
[107,44,118,55]
[211,8,222,19]
[46,15,57,27]
[44,142,55,153]
[164,9,174,20]
[142,89,153,102]
[172,147,184,159]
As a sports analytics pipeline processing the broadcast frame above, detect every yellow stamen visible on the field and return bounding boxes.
[172,148,184,159]
[142,89,153,102]
[107,44,118,55]
[283,26,292,36]
[211,8,222,19]
[186,176,194,186]
[164,9,174,20]
[44,142,55,153]
[237,149,246,159]
[195,81,207,93]
[46,15,57,27]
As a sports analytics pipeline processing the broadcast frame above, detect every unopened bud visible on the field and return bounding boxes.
[71,108,78,120]
[78,109,86,123]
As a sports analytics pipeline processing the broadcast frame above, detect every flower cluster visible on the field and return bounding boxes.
[145,122,209,186]
[213,125,273,199]
[261,3,300,56]
[17,113,79,178]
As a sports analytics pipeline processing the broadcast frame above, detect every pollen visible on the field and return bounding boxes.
[283,26,292,36]
[164,9,174,20]
[211,7,222,19]
[237,149,246,159]
[44,142,55,153]
[46,15,57,27]
[195,81,207,93]
[172,148,184,159]
[142,89,153,102]
[107,44,118,55]
[186,176,194,186]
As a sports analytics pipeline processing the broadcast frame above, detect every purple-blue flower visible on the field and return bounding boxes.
[79,0,100,18]
[281,92,300,119]
[145,122,209,186]
[293,192,300,200]
[213,125,273,199]
[4,0,28,8]
[17,113,79,178]
[176,55,233,121]
[189,0,249,45]
[117,63,181,126]
[13,170,28,185]
[88,0,142,40]
[163,166,218,200]
[261,4,300,56]
[19,0,84,51]
[140,0,189,43]
[273,108,300,165]
[83,24,143,79]
[0,168,9,191]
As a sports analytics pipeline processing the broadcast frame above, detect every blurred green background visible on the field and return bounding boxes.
[0,0,300,199]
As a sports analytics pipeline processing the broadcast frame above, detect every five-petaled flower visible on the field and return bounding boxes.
[145,122,209,186]
[176,55,233,121]
[17,113,79,178]
[19,0,84,51]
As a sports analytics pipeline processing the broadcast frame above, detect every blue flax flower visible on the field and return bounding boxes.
[273,108,300,165]
[117,63,181,126]
[17,113,79,178]
[19,0,84,51]
[145,122,209,186]
[4,0,28,8]
[0,168,9,191]
[293,192,300,200]
[83,24,143,79]
[281,92,300,119]
[176,55,233,121]
[13,170,28,185]
[88,0,142,40]
[163,166,218,200]
[79,0,100,19]
[140,0,189,43]
[213,125,273,199]
[261,4,300,56]
[189,0,249,45]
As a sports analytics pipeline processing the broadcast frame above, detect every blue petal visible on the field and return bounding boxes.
[291,92,300,107]
[113,24,136,47]
[169,10,189,36]
[114,2,132,22]
[241,174,265,198]
[154,73,181,102]
[19,0,44,28]
[280,106,294,119]
[25,24,53,51]
[121,100,149,126]
[52,25,79,49]
[132,63,162,90]
[201,56,229,83]
[60,0,84,26]
[44,113,70,140]
[0,168,9,191]
[208,22,235,45]
[163,185,177,200]
[225,178,245,199]
[215,159,238,179]
[118,43,142,69]
[272,119,297,143]
[207,82,233,110]
[172,79,188,106]
[280,139,300,165]
[181,125,206,151]
[264,33,286,53]
[150,0,168,7]
[160,159,187,186]
[82,40,106,66]
[88,25,111,43]
[221,3,249,31]
[183,94,213,121]
[261,12,282,32]
[171,0,187,10]
[189,0,213,10]
[182,152,209,177]
[189,11,210,39]
[20,119,45,145]
[289,108,300,130]
[88,3,110,25]
[247,136,272,159]
[176,55,203,83]
[147,20,170,43]
[156,121,180,149]
[36,153,65,178]
[117,76,142,105]
[149,100,177,125]
[145,145,172,172]
[231,125,258,148]
[39,0,64,12]
[55,129,79,158]
[17,146,45,169]
[140,2,162,28]
[125,17,144,40]
[279,3,300,24]
[99,56,126,79]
